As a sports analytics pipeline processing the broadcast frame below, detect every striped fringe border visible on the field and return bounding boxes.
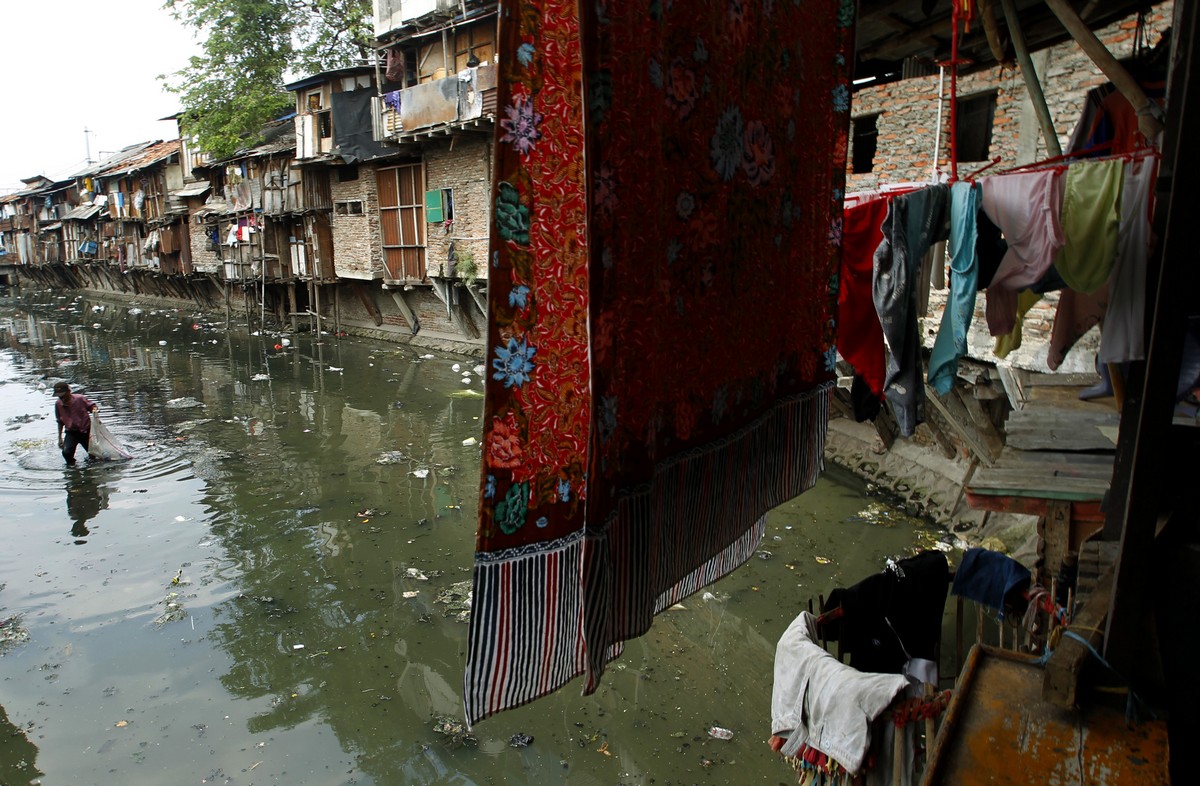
[465,382,832,724]
[583,383,832,690]
[464,530,586,726]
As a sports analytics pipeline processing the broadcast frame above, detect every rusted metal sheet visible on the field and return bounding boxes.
[400,77,460,130]
[922,646,1168,786]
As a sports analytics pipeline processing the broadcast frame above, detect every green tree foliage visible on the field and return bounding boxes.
[163,0,372,160]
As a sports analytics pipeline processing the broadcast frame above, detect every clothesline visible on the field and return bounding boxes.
[837,148,1158,435]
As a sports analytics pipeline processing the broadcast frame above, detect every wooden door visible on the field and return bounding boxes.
[376,164,426,282]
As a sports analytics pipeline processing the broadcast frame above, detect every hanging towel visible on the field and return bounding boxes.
[839,196,890,403]
[465,0,852,727]
[772,611,909,773]
[952,547,1031,614]
[1055,158,1124,294]
[872,185,950,436]
[928,182,981,395]
[1098,156,1156,364]
[980,169,1065,336]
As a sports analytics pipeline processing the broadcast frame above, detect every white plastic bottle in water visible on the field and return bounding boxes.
[708,726,734,740]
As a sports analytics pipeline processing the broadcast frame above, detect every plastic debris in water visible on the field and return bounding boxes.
[815,556,832,565]
[452,363,461,371]
[158,340,168,346]
[708,726,734,740]
[402,591,420,599]
[411,469,430,478]
[462,437,477,446]
[509,733,534,748]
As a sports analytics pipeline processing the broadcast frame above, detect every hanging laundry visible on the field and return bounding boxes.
[383,90,402,112]
[951,547,1031,616]
[928,182,981,395]
[819,551,950,676]
[839,196,890,410]
[1098,156,1156,364]
[385,46,406,83]
[1048,284,1109,370]
[993,289,1041,359]
[465,0,852,726]
[1055,158,1124,294]
[979,169,1065,336]
[772,611,909,774]
[873,185,950,436]
[225,225,239,247]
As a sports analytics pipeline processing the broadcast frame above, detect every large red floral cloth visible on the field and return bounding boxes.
[466,0,856,725]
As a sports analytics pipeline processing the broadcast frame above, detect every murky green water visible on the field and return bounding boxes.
[0,290,954,786]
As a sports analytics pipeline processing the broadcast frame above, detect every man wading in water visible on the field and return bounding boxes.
[54,382,98,465]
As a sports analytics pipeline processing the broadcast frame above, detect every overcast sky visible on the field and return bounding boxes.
[0,0,201,192]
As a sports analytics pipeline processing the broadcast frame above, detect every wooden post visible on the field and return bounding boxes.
[1102,0,1198,676]
[999,0,1061,157]
[1044,0,1164,141]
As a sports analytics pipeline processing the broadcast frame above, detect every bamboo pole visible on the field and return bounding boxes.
[1000,0,1062,158]
[1044,0,1164,141]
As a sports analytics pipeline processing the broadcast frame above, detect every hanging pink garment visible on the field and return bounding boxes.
[979,170,1066,336]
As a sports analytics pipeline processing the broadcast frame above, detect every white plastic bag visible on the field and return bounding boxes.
[88,413,133,461]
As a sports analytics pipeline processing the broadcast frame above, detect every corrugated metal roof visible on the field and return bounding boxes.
[99,139,182,178]
[63,203,105,220]
[88,140,182,180]
[172,182,211,198]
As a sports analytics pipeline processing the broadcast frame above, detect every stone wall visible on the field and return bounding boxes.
[847,3,1172,190]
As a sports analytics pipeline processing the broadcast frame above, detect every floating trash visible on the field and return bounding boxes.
[376,451,409,465]
[708,726,734,741]
[402,591,420,599]
[411,469,430,478]
[420,354,435,359]
[158,340,168,346]
[165,397,204,409]
[434,580,473,623]
[251,373,269,381]
[509,733,534,748]
[462,437,477,446]
[451,363,461,371]
[814,556,832,565]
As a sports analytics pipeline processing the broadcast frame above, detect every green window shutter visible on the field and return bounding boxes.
[424,189,443,223]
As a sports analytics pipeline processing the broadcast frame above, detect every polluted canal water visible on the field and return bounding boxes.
[0,292,956,785]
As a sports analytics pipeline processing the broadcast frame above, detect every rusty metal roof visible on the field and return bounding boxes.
[82,140,182,180]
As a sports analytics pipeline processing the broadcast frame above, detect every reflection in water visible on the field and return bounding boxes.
[0,701,42,786]
[0,292,954,786]
[65,468,109,540]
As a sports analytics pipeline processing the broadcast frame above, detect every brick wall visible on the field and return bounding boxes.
[847,2,1172,190]
[331,162,385,280]
[188,208,222,275]
[423,136,492,281]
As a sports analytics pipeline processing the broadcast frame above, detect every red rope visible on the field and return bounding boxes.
[949,1,960,182]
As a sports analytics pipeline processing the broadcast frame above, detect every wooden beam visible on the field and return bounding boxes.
[1044,0,1164,140]
[925,384,1003,465]
[354,282,383,326]
[388,290,421,334]
[1000,0,1062,157]
[1043,564,1114,709]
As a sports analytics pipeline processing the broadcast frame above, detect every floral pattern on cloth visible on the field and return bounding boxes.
[466,0,855,726]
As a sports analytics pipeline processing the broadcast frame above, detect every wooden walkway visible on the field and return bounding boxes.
[965,367,1120,585]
